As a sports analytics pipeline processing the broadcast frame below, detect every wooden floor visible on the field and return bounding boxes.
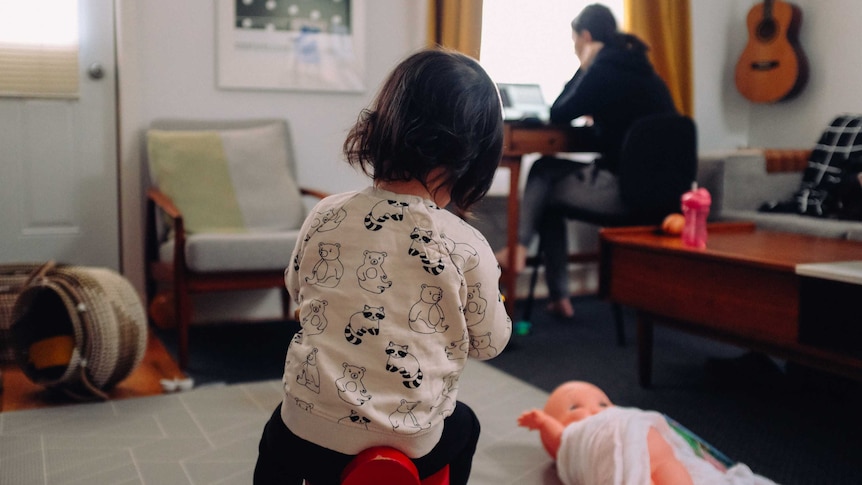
[0,328,184,412]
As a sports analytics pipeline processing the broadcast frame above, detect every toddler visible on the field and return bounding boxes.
[254,48,512,485]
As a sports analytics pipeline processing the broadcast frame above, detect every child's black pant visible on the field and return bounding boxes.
[253,401,480,485]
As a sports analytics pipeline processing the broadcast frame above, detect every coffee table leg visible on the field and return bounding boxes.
[637,312,653,388]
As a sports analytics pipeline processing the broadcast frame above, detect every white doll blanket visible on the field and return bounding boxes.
[555,406,778,485]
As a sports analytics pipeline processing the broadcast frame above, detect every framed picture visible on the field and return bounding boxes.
[216,0,366,92]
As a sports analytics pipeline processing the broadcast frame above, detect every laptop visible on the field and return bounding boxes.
[497,83,550,123]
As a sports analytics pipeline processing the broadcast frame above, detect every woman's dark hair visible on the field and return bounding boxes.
[571,3,648,53]
[343,48,504,212]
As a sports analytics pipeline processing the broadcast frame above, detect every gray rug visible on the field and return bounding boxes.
[156,295,862,485]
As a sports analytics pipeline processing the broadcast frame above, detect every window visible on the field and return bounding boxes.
[479,0,624,105]
[0,0,80,98]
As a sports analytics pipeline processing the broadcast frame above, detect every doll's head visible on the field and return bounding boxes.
[545,381,613,426]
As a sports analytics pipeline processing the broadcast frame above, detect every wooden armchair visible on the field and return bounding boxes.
[144,118,326,369]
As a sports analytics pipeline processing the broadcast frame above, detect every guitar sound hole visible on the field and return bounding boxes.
[750,60,780,71]
[756,20,777,41]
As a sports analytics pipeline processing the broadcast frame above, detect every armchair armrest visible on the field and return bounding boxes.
[300,187,330,200]
[147,187,182,220]
[146,187,187,273]
[762,149,811,173]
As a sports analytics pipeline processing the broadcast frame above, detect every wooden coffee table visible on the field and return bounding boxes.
[599,222,862,387]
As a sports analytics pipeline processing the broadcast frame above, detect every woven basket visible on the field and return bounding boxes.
[0,264,46,363]
[11,264,148,399]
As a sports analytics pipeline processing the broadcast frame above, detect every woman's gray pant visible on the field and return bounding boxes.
[518,157,627,299]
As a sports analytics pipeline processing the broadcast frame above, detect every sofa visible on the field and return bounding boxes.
[697,149,862,242]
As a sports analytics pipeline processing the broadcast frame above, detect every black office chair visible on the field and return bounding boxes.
[520,113,698,343]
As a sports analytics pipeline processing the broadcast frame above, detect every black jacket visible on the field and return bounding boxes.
[549,42,677,174]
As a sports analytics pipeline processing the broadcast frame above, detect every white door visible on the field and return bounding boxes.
[0,0,119,270]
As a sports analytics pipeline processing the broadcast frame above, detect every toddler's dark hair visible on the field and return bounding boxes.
[343,48,504,211]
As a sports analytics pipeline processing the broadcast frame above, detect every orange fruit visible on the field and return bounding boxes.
[661,213,685,235]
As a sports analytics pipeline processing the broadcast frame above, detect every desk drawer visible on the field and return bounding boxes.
[505,127,571,154]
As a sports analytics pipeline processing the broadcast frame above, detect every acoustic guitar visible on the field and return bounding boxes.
[735,0,809,103]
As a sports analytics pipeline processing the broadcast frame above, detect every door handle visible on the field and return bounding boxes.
[87,63,105,80]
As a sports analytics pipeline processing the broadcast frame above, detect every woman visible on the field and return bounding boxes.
[497,3,677,318]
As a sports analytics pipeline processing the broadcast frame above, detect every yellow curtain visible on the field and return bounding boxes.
[623,0,693,117]
[426,0,484,59]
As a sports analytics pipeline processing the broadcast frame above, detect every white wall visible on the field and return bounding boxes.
[690,0,751,152]
[117,0,428,296]
[691,0,862,151]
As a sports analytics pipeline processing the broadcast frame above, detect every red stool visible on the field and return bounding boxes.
[338,447,450,485]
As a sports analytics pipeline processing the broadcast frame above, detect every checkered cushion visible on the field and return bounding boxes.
[790,115,862,216]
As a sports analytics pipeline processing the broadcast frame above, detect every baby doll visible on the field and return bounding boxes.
[519,381,692,485]
[518,381,777,485]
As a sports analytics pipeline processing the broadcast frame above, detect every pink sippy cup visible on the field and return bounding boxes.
[681,182,711,248]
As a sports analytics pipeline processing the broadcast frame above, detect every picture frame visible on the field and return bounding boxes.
[216,0,366,92]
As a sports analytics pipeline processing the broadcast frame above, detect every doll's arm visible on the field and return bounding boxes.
[518,409,566,458]
[647,427,693,485]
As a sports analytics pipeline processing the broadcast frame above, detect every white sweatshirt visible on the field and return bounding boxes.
[281,187,512,457]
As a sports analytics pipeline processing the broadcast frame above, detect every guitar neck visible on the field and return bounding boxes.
[764,0,774,21]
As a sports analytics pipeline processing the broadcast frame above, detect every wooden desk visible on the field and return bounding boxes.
[499,122,596,315]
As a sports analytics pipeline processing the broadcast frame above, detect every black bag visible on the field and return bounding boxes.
[835,157,862,220]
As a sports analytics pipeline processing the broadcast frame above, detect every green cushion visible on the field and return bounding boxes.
[147,122,304,234]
